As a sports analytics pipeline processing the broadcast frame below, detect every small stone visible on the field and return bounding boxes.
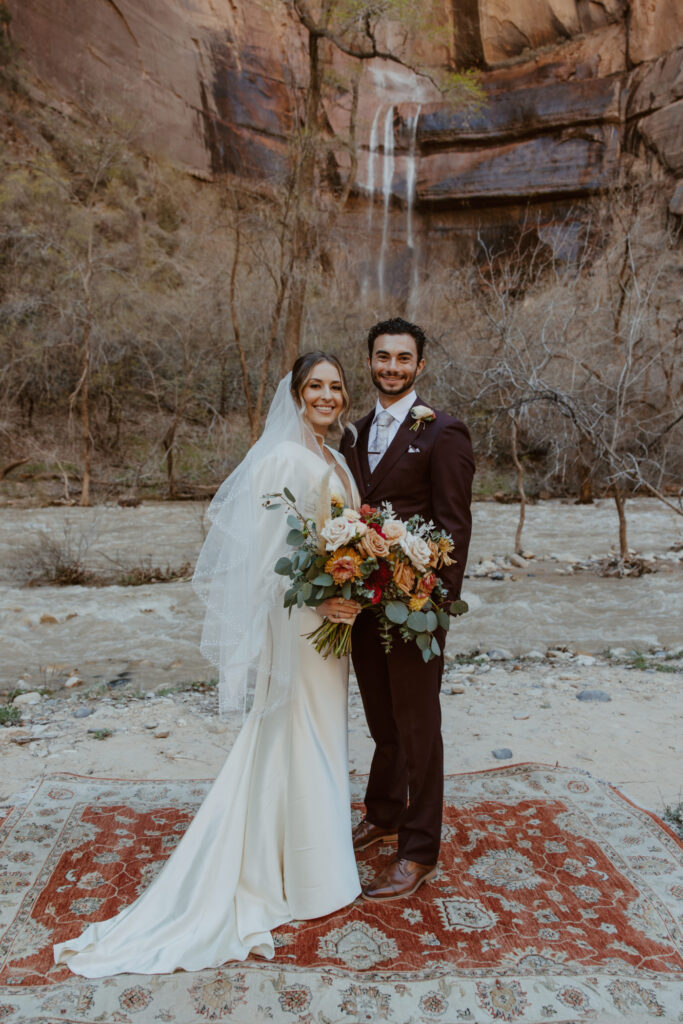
[144,722,159,730]
[73,706,95,718]
[509,553,528,568]
[492,748,513,760]
[207,722,229,734]
[575,655,596,667]
[15,679,32,692]
[487,648,513,661]
[577,689,611,702]
[449,686,465,695]
[39,614,58,625]
[64,675,83,689]
[154,730,170,739]
[489,572,505,581]
[526,650,544,661]
[12,691,42,707]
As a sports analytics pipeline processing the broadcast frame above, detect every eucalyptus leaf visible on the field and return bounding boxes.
[296,590,304,607]
[287,529,305,547]
[425,610,438,632]
[342,581,352,600]
[422,647,433,663]
[274,557,292,575]
[283,487,296,503]
[406,610,428,631]
[313,573,333,586]
[287,514,301,529]
[416,633,431,650]
[385,601,409,624]
[450,599,469,616]
[436,609,450,630]
[264,502,281,511]
[301,582,313,600]
[431,636,441,656]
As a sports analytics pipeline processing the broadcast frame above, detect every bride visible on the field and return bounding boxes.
[53,352,362,976]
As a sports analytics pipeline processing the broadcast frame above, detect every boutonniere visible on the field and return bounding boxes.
[409,405,436,432]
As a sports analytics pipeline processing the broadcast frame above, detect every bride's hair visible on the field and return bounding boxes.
[290,351,353,436]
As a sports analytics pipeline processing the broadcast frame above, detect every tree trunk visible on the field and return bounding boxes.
[79,322,92,507]
[280,30,322,374]
[612,484,628,567]
[162,419,178,499]
[510,416,526,555]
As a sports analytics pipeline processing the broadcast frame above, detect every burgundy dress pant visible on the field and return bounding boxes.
[351,608,445,865]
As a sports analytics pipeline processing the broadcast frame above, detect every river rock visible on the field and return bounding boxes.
[488,648,513,661]
[577,689,612,702]
[73,706,95,719]
[509,553,529,568]
[64,675,83,689]
[492,748,513,760]
[12,691,42,707]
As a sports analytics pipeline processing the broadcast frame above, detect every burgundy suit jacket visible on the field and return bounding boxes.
[340,397,475,601]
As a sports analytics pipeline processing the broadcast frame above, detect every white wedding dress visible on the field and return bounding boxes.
[54,392,361,976]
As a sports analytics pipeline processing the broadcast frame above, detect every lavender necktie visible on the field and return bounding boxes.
[368,410,394,472]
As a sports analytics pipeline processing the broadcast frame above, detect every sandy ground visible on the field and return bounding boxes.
[1,498,681,821]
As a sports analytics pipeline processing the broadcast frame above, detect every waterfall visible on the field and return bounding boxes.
[406,105,421,315]
[378,105,395,304]
[405,105,421,251]
[365,105,382,230]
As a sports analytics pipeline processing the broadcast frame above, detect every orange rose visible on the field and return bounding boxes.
[392,560,416,596]
[359,529,391,560]
[325,547,363,584]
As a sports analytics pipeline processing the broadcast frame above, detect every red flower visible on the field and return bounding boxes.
[368,585,382,605]
[420,572,438,594]
[368,521,386,537]
[359,504,378,520]
[368,560,392,588]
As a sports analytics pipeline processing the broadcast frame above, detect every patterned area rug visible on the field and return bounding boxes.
[0,765,681,1024]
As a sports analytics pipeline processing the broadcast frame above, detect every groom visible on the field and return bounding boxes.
[340,317,474,901]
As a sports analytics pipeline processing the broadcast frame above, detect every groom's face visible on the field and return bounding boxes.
[368,333,425,399]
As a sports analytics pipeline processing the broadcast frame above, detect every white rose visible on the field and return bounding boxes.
[412,405,434,420]
[399,532,433,573]
[383,519,407,544]
[343,508,361,521]
[320,516,360,550]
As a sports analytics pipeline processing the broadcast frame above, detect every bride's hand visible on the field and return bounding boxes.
[318,598,361,624]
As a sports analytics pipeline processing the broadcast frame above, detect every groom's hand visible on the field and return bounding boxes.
[318,598,361,623]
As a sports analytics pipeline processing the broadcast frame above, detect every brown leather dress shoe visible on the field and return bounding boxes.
[352,819,398,852]
[362,858,437,901]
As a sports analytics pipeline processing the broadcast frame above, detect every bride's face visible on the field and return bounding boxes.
[300,361,344,436]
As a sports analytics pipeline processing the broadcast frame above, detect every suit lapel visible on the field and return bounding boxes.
[366,396,424,498]
[346,409,374,490]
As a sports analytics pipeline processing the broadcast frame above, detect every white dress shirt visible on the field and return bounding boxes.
[368,390,417,470]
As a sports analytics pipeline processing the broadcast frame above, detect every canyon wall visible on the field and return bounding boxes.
[5,0,683,271]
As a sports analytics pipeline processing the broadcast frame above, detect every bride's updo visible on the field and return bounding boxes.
[290,351,353,435]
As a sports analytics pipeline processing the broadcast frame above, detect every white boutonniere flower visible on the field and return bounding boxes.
[410,405,436,432]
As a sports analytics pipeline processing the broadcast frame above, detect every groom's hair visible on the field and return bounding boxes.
[367,318,427,360]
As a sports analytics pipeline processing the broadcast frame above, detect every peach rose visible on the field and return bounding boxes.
[393,560,416,596]
[359,529,391,560]
[383,519,407,544]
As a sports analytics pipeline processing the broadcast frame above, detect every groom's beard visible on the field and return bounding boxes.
[370,366,419,398]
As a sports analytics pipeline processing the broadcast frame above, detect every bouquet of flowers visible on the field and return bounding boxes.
[263,487,468,662]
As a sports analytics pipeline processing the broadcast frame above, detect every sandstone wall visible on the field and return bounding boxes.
[5,0,683,248]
